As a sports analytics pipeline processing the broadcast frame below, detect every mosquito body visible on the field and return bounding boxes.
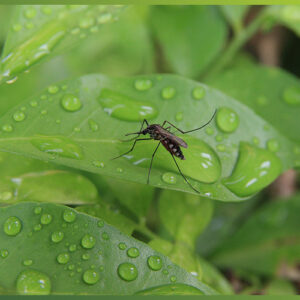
[112,110,217,193]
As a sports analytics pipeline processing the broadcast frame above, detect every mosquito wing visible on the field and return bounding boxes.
[158,127,188,148]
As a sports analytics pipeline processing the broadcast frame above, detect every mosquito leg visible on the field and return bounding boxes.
[122,119,149,141]
[147,142,160,184]
[111,138,152,160]
[162,110,217,134]
[170,154,200,194]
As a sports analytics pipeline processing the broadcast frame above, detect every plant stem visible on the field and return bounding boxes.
[204,8,269,81]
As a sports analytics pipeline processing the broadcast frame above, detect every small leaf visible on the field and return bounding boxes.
[150,6,227,78]
[0,152,97,205]
[0,202,217,295]
[0,74,297,201]
[0,5,124,84]
[158,190,214,249]
[210,194,300,275]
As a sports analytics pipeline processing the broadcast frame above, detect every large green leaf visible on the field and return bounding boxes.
[206,66,300,148]
[0,5,124,84]
[0,74,297,201]
[0,152,97,205]
[210,194,300,275]
[150,6,227,78]
[0,202,217,295]
[158,190,214,249]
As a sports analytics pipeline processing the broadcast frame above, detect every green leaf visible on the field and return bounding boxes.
[206,66,300,147]
[0,152,97,205]
[267,6,300,36]
[158,190,214,249]
[0,202,217,295]
[0,74,297,201]
[264,279,297,295]
[0,5,124,84]
[220,6,249,34]
[150,6,227,78]
[210,194,300,275]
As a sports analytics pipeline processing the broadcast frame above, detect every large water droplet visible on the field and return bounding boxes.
[83,269,99,285]
[162,172,177,184]
[40,214,52,225]
[4,216,22,236]
[117,263,138,281]
[161,87,176,100]
[127,247,139,258]
[134,79,152,91]
[16,269,51,295]
[192,86,205,100]
[31,136,83,160]
[283,86,300,106]
[61,94,82,112]
[147,256,162,271]
[81,234,96,249]
[51,231,64,243]
[216,107,239,133]
[99,89,158,122]
[13,111,26,122]
[63,210,76,223]
[223,142,282,197]
[57,253,70,264]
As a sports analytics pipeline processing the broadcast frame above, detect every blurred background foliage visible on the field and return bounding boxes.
[0,5,300,295]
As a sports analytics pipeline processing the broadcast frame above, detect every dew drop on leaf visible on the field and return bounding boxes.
[23,259,33,266]
[2,124,13,132]
[267,138,280,152]
[0,249,9,258]
[79,16,95,29]
[69,244,77,252]
[34,224,42,231]
[162,172,177,184]
[252,137,260,145]
[88,119,99,132]
[57,253,70,264]
[63,210,76,223]
[3,216,22,236]
[30,101,38,107]
[102,232,109,240]
[61,94,82,112]
[81,234,96,249]
[41,6,52,15]
[170,275,177,282]
[24,7,37,19]
[92,161,104,168]
[216,144,226,152]
[134,79,153,91]
[82,253,90,261]
[12,23,22,32]
[161,86,176,100]
[13,111,26,122]
[117,263,138,281]
[127,247,139,258]
[48,85,59,94]
[216,107,239,133]
[51,231,64,243]
[16,269,51,295]
[282,86,300,106]
[97,13,112,24]
[97,220,104,228]
[205,127,214,136]
[175,112,183,121]
[192,86,205,100]
[40,214,52,225]
[118,242,127,250]
[83,269,99,285]
[0,191,13,201]
[147,256,163,271]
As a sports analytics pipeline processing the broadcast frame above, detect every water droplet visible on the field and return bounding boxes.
[51,231,64,243]
[79,16,95,29]
[102,232,109,240]
[97,220,104,228]
[127,247,139,258]
[61,94,82,112]
[117,263,138,281]
[0,191,13,201]
[97,13,112,24]
[216,107,239,133]
[267,139,280,152]
[215,134,223,142]
[134,79,152,91]
[192,86,205,100]
[0,249,9,258]
[118,242,127,250]
[170,275,177,282]
[13,23,22,32]
[82,253,90,260]
[88,119,99,132]
[92,161,104,168]
[175,112,183,121]
[31,135,83,160]
[223,142,282,197]
[4,216,22,236]
[147,256,162,271]
[99,89,158,122]
[162,269,169,275]
[41,110,47,115]
[283,86,300,106]
[24,7,37,19]
[117,167,123,173]
[16,269,51,295]
[205,127,214,136]
[2,124,13,132]
[63,210,76,223]
[41,6,52,15]
[6,76,18,84]
[81,234,96,249]
[162,172,177,184]
[34,207,42,215]
[253,137,260,145]
[90,26,99,33]
[40,214,52,225]
[216,144,226,152]
[69,244,77,252]
[34,224,42,231]
[68,264,75,270]
[83,269,99,285]
[48,85,59,94]
[30,101,38,107]
[57,253,70,264]
[77,267,82,273]
[161,87,176,100]
[23,259,33,266]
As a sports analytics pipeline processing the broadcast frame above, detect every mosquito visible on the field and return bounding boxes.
[112,110,217,193]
